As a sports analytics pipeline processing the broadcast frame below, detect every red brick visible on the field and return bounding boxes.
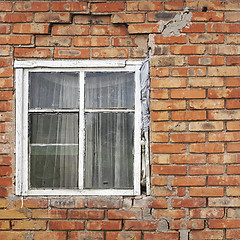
[52,25,89,36]
[91,2,125,12]
[32,210,67,219]
[13,24,49,34]
[88,198,120,209]
[209,132,240,142]
[155,209,185,219]
[209,89,240,98]
[0,36,31,45]
[151,176,168,186]
[151,89,168,99]
[112,37,137,47]
[0,2,12,11]
[151,78,186,88]
[226,230,240,239]
[0,91,12,100]
[0,209,30,219]
[227,165,240,175]
[49,220,84,230]
[0,68,12,77]
[190,143,224,153]
[227,121,240,130]
[87,220,122,230]
[69,210,104,219]
[172,155,206,164]
[151,112,169,121]
[171,111,206,121]
[188,56,224,66]
[69,232,104,240]
[192,12,224,22]
[209,219,240,229]
[209,176,240,186]
[152,187,186,197]
[106,232,141,240]
[75,15,110,25]
[0,13,32,23]
[172,198,206,208]
[0,112,12,122]
[209,154,240,164]
[0,166,11,176]
[186,1,224,11]
[171,89,206,99]
[208,46,240,55]
[181,23,205,33]
[74,37,109,47]
[0,220,10,230]
[154,35,186,44]
[227,143,240,153]
[172,177,206,186]
[150,199,168,208]
[0,47,11,56]
[36,36,71,47]
[208,23,240,33]
[151,122,186,132]
[52,2,87,12]
[228,208,240,218]
[165,1,184,10]
[227,187,240,196]
[227,56,240,66]
[14,48,50,58]
[171,67,206,77]
[0,25,11,34]
[151,133,168,143]
[226,77,240,87]
[152,165,186,175]
[127,1,162,11]
[171,45,206,55]
[108,209,141,219]
[50,199,85,209]
[190,208,224,219]
[151,100,186,110]
[226,12,240,22]
[227,99,240,109]
[151,56,185,67]
[189,34,224,44]
[54,49,90,59]
[225,1,240,11]
[21,199,48,209]
[144,232,179,240]
[209,111,240,120]
[189,99,224,109]
[0,232,26,240]
[14,2,50,11]
[170,220,204,230]
[128,24,161,34]
[151,144,186,154]
[190,187,224,197]
[227,35,240,44]
[189,77,224,87]
[171,133,205,143]
[124,220,157,230]
[93,48,128,58]
[91,26,126,36]
[189,166,224,175]
[35,13,70,23]
[209,197,240,207]
[12,220,47,230]
[190,230,224,240]
[111,13,145,23]
[0,177,11,186]
[33,232,67,240]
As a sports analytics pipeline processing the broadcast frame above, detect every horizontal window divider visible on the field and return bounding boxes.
[30,144,78,146]
[29,109,79,113]
[85,109,135,113]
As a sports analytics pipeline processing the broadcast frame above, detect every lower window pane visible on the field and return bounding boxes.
[30,146,78,189]
[84,112,134,189]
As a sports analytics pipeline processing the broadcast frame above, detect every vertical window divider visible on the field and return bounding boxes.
[79,71,85,190]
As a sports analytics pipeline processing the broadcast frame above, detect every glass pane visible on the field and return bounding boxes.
[84,112,134,189]
[30,146,78,189]
[30,113,78,144]
[85,72,135,109]
[29,72,79,109]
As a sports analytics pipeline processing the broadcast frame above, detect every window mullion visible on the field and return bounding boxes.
[79,71,85,190]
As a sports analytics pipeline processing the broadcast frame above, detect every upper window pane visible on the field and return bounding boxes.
[85,72,135,109]
[29,72,79,109]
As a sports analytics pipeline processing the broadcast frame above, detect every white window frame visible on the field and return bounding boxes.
[15,60,142,196]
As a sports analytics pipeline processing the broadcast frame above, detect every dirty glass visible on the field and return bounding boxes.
[84,112,134,189]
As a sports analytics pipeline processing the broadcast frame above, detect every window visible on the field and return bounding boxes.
[15,60,141,196]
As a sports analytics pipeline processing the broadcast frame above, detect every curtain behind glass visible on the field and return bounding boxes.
[84,72,135,189]
[29,72,79,189]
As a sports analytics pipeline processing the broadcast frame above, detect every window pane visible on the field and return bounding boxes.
[29,72,79,109]
[30,146,78,189]
[85,72,135,109]
[84,112,134,189]
[30,113,78,144]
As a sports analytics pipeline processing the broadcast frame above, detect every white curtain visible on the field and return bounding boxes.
[84,72,135,189]
[29,72,79,189]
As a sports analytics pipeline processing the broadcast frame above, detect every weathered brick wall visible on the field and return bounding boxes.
[0,1,239,239]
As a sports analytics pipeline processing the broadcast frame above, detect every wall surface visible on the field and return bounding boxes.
[0,1,240,239]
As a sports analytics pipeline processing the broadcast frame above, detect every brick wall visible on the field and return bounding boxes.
[0,1,240,239]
